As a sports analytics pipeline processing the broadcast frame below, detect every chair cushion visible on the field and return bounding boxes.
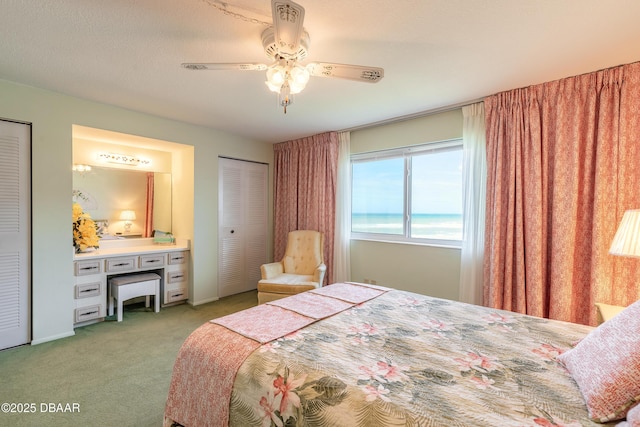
[258,273,319,294]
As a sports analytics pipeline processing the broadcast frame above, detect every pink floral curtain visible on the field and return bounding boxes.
[273,132,339,285]
[484,61,640,326]
[144,172,154,237]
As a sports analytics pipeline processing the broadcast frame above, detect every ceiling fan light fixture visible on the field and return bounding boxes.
[288,81,304,94]
[265,80,281,93]
[265,60,309,112]
[266,65,287,87]
[289,65,310,88]
[182,0,384,115]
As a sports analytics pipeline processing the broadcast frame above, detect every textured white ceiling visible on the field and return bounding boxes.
[1,0,639,143]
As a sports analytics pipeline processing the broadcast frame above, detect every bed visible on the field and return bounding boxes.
[164,282,639,427]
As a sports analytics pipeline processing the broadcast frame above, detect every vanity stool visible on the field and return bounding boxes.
[108,273,161,322]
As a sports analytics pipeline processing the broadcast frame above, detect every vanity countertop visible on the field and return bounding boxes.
[73,237,189,260]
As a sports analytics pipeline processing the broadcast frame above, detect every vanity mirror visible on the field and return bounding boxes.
[73,165,171,238]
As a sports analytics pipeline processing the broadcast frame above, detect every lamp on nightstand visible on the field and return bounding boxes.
[609,210,640,258]
[598,209,640,324]
[120,210,136,233]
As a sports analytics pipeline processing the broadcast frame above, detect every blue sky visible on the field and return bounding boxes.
[352,149,462,215]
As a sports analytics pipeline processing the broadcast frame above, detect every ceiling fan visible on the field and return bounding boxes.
[181,0,384,113]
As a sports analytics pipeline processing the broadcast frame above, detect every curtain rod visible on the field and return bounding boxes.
[340,97,485,133]
[341,60,640,134]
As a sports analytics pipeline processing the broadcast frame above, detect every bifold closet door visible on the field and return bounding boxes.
[218,157,268,298]
[0,119,31,350]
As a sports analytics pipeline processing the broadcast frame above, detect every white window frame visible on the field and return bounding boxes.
[350,138,463,248]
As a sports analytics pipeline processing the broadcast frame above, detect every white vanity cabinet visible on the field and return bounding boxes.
[74,259,106,325]
[72,238,190,327]
[165,251,189,304]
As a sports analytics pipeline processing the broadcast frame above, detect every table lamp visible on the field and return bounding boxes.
[120,210,136,233]
[609,210,640,258]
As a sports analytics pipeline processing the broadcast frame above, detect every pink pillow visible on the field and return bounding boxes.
[618,405,640,427]
[627,404,640,426]
[558,300,640,422]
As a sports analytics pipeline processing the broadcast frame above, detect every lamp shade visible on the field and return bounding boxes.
[119,210,136,221]
[609,210,640,257]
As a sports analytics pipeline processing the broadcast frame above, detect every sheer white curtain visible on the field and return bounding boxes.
[459,102,487,305]
[333,131,351,283]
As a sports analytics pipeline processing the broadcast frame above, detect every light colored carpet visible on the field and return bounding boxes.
[0,291,257,427]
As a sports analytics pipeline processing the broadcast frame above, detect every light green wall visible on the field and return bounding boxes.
[0,79,272,345]
[0,75,464,344]
[349,109,463,300]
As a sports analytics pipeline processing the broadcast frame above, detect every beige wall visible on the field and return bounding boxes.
[349,109,463,300]
[0,78,272,345]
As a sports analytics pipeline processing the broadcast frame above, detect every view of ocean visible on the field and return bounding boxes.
[352,213,462,240]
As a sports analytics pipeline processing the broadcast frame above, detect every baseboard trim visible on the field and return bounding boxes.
[31,330,76,345]
[190,296,219,306]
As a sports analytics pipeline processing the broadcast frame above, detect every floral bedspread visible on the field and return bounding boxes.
[166,285,612,427]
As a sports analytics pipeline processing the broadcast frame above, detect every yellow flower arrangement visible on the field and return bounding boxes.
[72,203,100,252]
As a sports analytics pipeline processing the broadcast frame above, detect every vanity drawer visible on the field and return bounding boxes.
[75,259,102,276]
[168,252,187,265]
[140,254,165,269]
[75,282,101,299]
[166,288,188,304]
[75,304,102,323]
[105,256,137,273]
[167,271,187,284]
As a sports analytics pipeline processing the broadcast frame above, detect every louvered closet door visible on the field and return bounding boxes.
[218,157,268,298]
[0,120,31,350]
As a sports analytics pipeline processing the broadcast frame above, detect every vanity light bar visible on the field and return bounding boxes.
[72,164,92,172]
[98,153,151,167]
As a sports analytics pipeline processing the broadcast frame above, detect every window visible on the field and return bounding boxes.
[351,139,463,246]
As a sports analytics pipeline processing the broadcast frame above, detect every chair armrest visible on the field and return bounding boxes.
[261,262,284,279]
[595,303,626,324]
[314,263,327,285]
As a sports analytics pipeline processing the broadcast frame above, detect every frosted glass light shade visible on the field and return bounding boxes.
[265,62,309,95]
[609,210,640,258]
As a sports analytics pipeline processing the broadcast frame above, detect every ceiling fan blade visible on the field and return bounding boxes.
[181,63,268,71]
[271,0,305,58]
[307,62,384,83]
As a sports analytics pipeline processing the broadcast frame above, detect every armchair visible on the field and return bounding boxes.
[257,230,326,304]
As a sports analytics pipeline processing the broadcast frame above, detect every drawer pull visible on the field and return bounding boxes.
[140,256,164,268]
[106,258,137,272]
[75,304,102,322]
[167,272,186,284]
[76,261,102,276]
[168,253,187,265]
[166,289,187,303]
[75,282,102,299]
